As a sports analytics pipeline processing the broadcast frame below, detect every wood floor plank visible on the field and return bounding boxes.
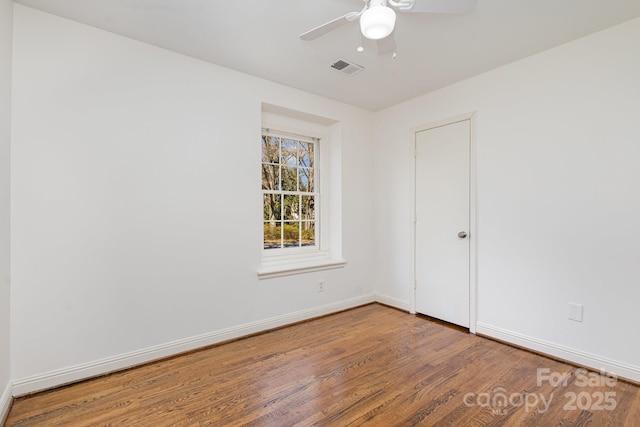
[5,304,639,426]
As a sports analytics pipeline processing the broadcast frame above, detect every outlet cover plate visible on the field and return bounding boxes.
[568,302,583,322]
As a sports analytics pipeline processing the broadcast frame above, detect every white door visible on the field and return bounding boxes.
[415,120,470,328]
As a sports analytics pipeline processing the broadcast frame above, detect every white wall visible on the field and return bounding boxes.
[11,5,375,394]
[374,17,640,381]
[0,0,12,419]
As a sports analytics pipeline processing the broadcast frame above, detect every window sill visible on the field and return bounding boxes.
[257,258,346,279]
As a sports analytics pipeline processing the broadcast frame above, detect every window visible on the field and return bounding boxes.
[257,104,345,279]
[262,130,318,250]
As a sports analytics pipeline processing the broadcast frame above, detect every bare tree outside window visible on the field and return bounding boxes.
[262,132,317,250]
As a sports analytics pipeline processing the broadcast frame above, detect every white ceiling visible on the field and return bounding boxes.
[13,0,640,111]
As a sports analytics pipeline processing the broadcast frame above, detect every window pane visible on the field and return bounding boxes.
[299,167,313,192]
[263,222,282,249]
[281,166,297,191]
[263,194,282,221]
[283,194,300,220]
[261,164,279,191]
[301,221,315,247]
[299,141,314,168]
[262,136,280,164]
[301,195,315,220]
[281,139,297,166]
[283,222,300,247]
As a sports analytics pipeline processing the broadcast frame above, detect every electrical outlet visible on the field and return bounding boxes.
[318,280,325,292]
[568,302,583,322]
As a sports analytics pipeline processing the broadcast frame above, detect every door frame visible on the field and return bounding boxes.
[409,112,477,334]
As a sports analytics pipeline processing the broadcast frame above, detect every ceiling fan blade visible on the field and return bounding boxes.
[300,12,360,41]
[376,32,397,57]
[405,0,477,14]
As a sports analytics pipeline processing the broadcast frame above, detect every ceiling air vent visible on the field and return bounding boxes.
[330,59,364,76]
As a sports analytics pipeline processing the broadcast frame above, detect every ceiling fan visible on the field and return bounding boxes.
[300,0,477,55]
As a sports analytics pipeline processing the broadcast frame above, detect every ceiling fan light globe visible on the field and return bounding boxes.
[360,6,396,40]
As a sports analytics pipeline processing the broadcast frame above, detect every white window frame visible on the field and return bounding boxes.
[257,114,345,279]
[261,128,321,252]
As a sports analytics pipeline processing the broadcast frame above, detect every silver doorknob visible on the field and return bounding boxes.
[458,231,468,239]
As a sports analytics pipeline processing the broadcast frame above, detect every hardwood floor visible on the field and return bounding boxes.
[5,304,639,426]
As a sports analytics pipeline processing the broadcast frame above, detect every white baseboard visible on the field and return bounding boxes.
[12,294,376,396]
[476,322,640,383]
[374,293,410,312]
[0,381,12,425]
[21,298,637,397]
